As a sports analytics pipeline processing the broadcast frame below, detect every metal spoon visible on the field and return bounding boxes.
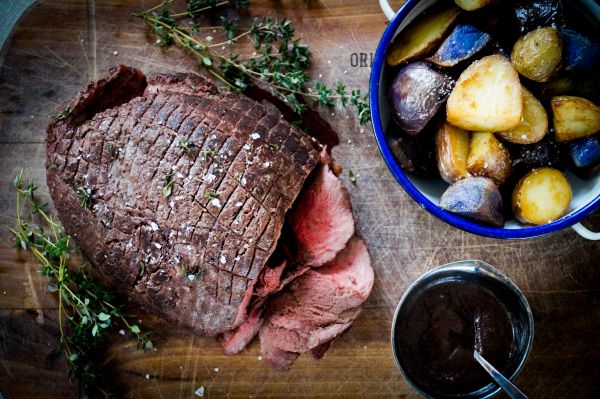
[474,351,528,399]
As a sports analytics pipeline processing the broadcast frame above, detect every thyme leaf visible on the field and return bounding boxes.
[348,169,358,185]
[163,171,175,198]
[52,106,72,121]
[202,147,216,158]
[205,190,219,200]
[179,138,195,153]
[76,186,93,210]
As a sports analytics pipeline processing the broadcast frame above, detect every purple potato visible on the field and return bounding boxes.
[387,122,438,178]
[389,62,455,136]
[514,0,564,34]
[570,135,600,168]
[532,74,600,104]
[510,137,566,177]
[439,177,505,227]
[429,24,491,67]
[560,29,600,72]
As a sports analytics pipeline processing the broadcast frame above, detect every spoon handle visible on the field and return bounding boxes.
[474,351,528,399]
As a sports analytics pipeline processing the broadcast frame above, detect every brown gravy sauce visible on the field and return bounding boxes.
[396,279,515,395]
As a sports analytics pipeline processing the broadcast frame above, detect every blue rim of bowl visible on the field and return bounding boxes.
[369,0,600,240]
[390,260,535,399]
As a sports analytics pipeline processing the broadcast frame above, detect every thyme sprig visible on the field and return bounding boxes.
[10,170,153,396]
[137,2,371,125]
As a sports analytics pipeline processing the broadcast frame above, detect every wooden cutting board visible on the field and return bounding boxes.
[0,1,599,398]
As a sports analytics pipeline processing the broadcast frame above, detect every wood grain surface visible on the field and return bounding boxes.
[0,1,599,398]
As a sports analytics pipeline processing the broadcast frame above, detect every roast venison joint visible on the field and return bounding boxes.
[46,65,374,370]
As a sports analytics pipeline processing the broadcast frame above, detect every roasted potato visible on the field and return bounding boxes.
[570,136,600,169]
[532,75,576,102]
[512,167,572,225]
[510,138,565,177]
[513,0,563,34]
[497,87,548,144]
[533,74,600,104]
[429,24,491,67]
[439,177,504,227]
[390,62,455,136]
[511,27,563,82]
[387,123,438,178]
[467,132,512,185]
[561,29,600,72]
[386,5,461,66]
[551,96,600,142]
[454,0,493,12]
[447,55,522,131]
[436,122,470,183]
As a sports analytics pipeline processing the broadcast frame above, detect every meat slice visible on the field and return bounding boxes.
[221,299,265,355]
[259,236,374,370]
[221,163,363,357]
[288,162,355,266]
[254,260,288,298]
[220,259,313,355]
[45,66,321,336]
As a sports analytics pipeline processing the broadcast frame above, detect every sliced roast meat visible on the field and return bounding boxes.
[288,162,355,267]
[261,346,301,371]
[45,65,321,336]
[221,299,265,355]
[259,236,374,370]
[309,341,332,360]
[220,259,313,355]
[219,157,357,355]
[254,259,288,298]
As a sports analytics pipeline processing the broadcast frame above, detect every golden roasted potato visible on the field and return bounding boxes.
[497,87,548,144]
[447,55,522,132]
[551,96,600,142]
[511,27,562,82]
[467,132,512,186]
[436,123,470,183]
[454,0,493,11]
[512,168,572,225]
[386,5,461,66]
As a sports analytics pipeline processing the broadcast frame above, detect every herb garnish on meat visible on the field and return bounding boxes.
[76,186,93,209]
[179,138,195,153]
[52,105,72,121]
[163,171,175,198]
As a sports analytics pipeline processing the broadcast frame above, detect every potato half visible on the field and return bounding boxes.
[512,167,572,225]
[436,123,470,183]
[390,62,455,136]
[551,96,600,142]
[440,177,504,227]
[447,55,523,132]
[511,27,563,82]
[497,87,548,144]
[386,5,461,66]
[454,0,493,11]
[467,132,512,185]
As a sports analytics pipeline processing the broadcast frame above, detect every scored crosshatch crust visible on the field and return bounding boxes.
[46,65,321,335]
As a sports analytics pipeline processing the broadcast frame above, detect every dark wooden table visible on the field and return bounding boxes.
[0,1,599,398]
